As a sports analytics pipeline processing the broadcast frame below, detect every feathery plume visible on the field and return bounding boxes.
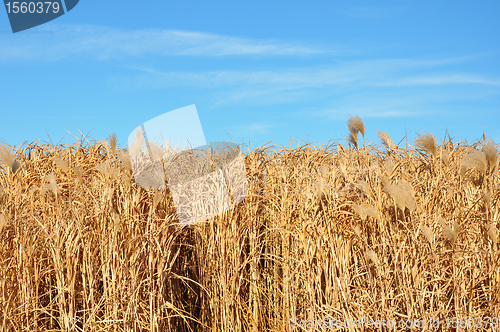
[420,225,434,244]
[347,115,365,140]
[315,177,329,198]
[460,165,467,180]
[347,127,359,149]
[353,225,362,237]
[0,144,20,173]
[135,172,165,190]
[74,166,83,183]
[487,224,498,246]
[117,151,132,171]
[376,131,395,150]
[366,249,378,265]
[148,141,165,161]
[100,139,110,155]
[42,173,59,196]
[463,149,487,176]
[441,150,450,166]
[438,217,459,245]
[356,180,375,200]
[108,133,117,155]
[0,214,8,233]
[384,159,395,177]
[353,203,378,220]
[112,213,121,233]
[414,132,437,157]
[53,158,69,174]
[319,166,328,178]
[121,173,131,186]
[0,144,15,168]
[347,115,365,148]
[484,190,492,210]
[482,140,498,174]
[383,182,417,212]
[129,126,146,162]
[96,161,111,178]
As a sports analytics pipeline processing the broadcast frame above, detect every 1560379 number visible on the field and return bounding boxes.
[5,2,60,14]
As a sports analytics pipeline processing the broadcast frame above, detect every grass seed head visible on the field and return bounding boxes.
[487,224,498,246]
[441,150,450,166]
[74,166,83,183]
[463,149,487,176]
[460,165,467,180]
[0,144,14,168]
[0,144,20,173]
[54,158,69,174]
[96,161,111,178]
[315,178,328,199]
[376,131,395,150]
[112,213,121,232]
[356,180,375,200]
[100,139,110,155]
[347,127,359,149]
[353,225,362,237]
[148,141,165,161]
[383,182,416,212]
[482,140,498,174]
[109,133,117,155]
[420,225,434,244]
[347,115,365,139]
[366,249,378,265]
[0,214,8,233]
[384,159,395,177]
[439,217,459,245]
[42,173,59,195]
[414,132,437,158]
[353,203,378,221]
[319,165,328,178]
[117,151,132,171]
[484,190,492,210]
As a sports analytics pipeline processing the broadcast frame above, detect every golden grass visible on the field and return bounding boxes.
[0,126,499,331]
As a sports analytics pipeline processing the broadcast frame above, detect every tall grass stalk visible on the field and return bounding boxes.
[0,132,499,331]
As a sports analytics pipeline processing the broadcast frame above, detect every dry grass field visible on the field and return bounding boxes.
[0,117,499,331]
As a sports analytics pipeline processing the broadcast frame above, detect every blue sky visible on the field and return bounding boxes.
[1,1,499,150]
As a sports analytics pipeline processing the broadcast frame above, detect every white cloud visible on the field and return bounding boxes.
[0,24,333,62]
[112,57,500,104]
[388,74,500,86]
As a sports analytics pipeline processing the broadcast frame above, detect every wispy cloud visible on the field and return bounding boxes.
[108,55,500,119]
[112,57,500,101]
[0,24,334,62]
[387,74,500,86]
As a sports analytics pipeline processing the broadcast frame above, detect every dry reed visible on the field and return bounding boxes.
[0,128,499,331]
